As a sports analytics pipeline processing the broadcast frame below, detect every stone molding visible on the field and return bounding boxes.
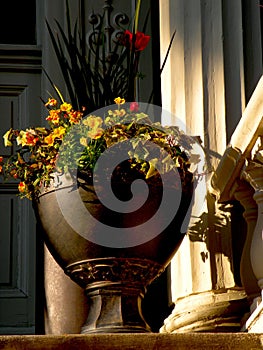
[65,257,163,292]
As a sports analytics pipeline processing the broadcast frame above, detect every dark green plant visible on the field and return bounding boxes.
[46,0,151,113]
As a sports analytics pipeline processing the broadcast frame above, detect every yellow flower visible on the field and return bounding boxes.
[80,137,88,147]
[114,97,125,105]
[60,102,72,112]
[87,128,104,139]
[52,126,66,139]
[44,127,65,146]
[108,109,126,117]
[3,129,13,146]
[83,115,103,129]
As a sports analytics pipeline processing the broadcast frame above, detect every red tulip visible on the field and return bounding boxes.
[123,30,150,51]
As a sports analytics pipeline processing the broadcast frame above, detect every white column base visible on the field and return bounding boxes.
[160,289,248,333]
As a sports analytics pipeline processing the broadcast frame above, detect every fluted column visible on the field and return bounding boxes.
[159,0,251,333]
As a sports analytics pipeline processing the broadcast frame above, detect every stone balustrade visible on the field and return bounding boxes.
[211,76,263,332]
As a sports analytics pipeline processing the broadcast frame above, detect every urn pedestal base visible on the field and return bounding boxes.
[81,287,150,334]
[65,257,164,334]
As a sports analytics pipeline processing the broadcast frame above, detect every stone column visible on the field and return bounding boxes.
[159,0,249,333]
[160,192,248,333]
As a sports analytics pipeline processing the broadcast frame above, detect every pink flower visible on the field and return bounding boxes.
[130,102,139,112]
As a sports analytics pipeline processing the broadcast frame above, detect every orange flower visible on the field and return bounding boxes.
[0,165,2,173]
[18,182,26,193]
[45,98,57,107]
[46,110,61,125]
[44,134,55,146]
[69,111,83,124]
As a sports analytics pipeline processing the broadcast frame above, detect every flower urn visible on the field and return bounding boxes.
[33,167,193,334]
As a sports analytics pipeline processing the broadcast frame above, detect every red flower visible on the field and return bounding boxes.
[123,30,150,51]
[130,102,139,112]
[25,133,38,146]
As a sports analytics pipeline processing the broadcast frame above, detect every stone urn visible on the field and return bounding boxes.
[33,167,193,333]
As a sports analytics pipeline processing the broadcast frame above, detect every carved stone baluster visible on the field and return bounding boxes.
[241,160,263,331]
[234,180,260,304]
[243,162,263,289]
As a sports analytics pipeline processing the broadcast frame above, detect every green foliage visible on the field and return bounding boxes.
[1,99,195,200]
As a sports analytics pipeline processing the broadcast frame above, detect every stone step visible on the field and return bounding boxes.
[0,333,263,350]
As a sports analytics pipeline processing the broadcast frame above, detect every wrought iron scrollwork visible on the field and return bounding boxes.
[86,0,129,62]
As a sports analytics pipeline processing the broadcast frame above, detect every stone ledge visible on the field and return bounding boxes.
[0,333,263,350]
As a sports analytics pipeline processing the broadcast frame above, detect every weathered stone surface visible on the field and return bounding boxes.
[0,334,263,350]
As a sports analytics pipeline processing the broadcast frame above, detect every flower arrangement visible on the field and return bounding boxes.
[0,2,193,201]
[0,97,195,200]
